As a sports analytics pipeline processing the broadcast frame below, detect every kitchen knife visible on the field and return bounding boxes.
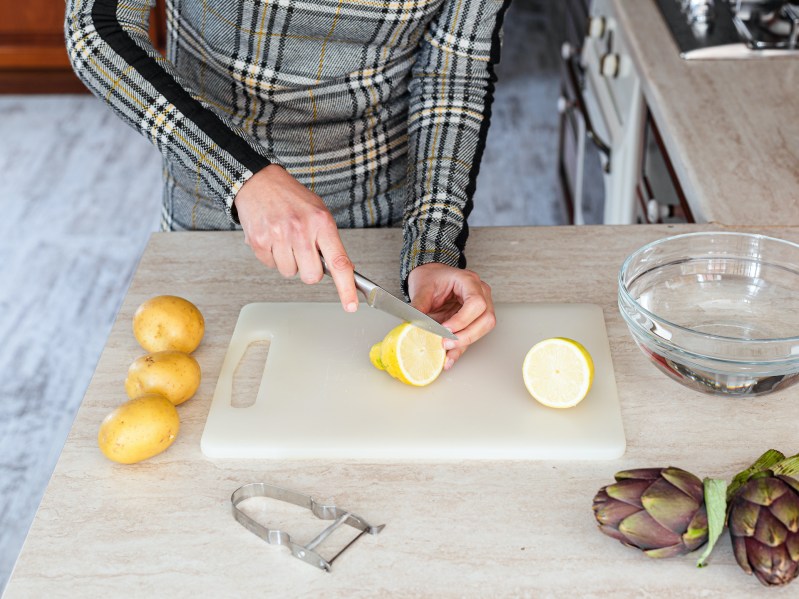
[320,256,457,341]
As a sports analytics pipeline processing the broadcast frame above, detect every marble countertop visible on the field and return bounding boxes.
[7,226,799,597]
[611,0,799,225]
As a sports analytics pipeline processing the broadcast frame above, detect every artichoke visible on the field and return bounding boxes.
[592,467,708,557]
[728,472,799,586]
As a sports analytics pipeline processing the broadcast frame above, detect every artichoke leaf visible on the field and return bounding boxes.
[772,456,799,478]
[615,468,665,481]
[728,449,786,501]
[786,531,799,562]
[769,488,799,533]
[729,498,760,537]
[732,536,753,574]
[746,536,775,573]
[605,479,652,508]
[641,477,701,535]
[696,477,726,567]
[593,488,642,527]
[741,476,790,507]
[661,467,705,503]
[618,510,682,551]
[644,544,690,558]
[683,507,710,550]
[749,542,795,586]
[778,474,799,496]
[753,508,789,547]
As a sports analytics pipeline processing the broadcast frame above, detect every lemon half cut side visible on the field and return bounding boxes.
[522,337,594,408]
[379,323,446,387]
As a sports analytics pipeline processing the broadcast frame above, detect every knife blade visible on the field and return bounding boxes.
[320,257,457,341]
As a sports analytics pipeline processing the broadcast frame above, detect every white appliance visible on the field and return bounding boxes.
[558,0,645,225]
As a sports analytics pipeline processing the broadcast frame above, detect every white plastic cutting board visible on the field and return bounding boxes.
[201,303,625,460]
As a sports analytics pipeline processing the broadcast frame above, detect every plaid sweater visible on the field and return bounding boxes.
[66,0,510,287]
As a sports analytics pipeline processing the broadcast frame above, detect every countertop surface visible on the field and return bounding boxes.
[610,0,799,225]
[7,226,799,598]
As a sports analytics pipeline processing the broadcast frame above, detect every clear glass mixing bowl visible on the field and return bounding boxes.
[618,232,799,397]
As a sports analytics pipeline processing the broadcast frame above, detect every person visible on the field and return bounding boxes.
[65,0,507,369]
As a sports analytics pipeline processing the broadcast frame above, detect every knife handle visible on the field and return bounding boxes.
[319,255,377,300]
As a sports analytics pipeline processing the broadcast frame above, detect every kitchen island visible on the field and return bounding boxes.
[7,225,799,597]
[610,0,799,226]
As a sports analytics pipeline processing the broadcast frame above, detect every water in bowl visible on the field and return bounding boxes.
[638,342,799,397]
[632,257,797,340]
[628,257,799,396]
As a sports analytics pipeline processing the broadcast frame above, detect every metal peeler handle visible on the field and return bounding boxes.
[231,482,385,572]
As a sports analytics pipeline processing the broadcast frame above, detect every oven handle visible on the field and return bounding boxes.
[560,43,612,173]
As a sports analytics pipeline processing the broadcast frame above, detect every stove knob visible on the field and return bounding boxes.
[647,199,671,223]
[587,16,606,38]
[685,0,715,25]
[600,53,620,78]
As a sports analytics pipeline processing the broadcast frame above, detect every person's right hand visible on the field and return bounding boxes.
[234,164,359,312]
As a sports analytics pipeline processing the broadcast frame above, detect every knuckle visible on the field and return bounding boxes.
[271,216,302,240]
[301,271,324,284]
[471,295,488,313]
[484,312,497,330]
[312,208,335,228]
[269,224,284,241]
[289,217,305,236]
[331,254,353,271]
[250,237,268,254]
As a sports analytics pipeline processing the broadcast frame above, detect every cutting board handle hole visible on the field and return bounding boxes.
[231,339,271,409]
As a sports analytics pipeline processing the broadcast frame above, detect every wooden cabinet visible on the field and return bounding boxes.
[0,0,166,93]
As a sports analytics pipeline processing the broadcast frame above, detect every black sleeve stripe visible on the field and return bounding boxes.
[456,0,514,267]
[91,0,271,174]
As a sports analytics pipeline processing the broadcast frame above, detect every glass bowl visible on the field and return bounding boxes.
[618,232,799,397]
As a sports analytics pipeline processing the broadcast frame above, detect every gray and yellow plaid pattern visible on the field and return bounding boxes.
[66,0,510,288]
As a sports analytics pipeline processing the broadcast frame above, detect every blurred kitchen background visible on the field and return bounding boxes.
[0,0,567,591]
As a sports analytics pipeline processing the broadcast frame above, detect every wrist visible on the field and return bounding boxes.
[235,164,286,210]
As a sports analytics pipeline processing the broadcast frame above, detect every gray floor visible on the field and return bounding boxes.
[0,1,562,592]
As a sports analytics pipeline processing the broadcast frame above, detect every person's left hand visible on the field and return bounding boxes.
[407,263,496,370]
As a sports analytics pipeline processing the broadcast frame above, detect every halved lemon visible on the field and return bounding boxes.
[377,323,446,387]
[522,337,594,408]
[369,342,385,371]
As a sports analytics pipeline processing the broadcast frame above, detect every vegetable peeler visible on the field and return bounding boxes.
[231,482,385,572]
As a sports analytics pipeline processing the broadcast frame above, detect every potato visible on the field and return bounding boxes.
[98,394,180,464]
[125,350,201,406]
[133,295,204,353]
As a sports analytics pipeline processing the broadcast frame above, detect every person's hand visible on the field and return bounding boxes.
[407,263,496,370]
[234,164,359,312]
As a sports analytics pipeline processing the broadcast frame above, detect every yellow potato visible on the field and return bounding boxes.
[133,295,204,353]
[98,394,180,464]
[125,351,201,406]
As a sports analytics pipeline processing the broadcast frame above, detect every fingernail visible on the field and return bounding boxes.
[443,340,456,350]
[346,302,358,313]
[444,358,454,370]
